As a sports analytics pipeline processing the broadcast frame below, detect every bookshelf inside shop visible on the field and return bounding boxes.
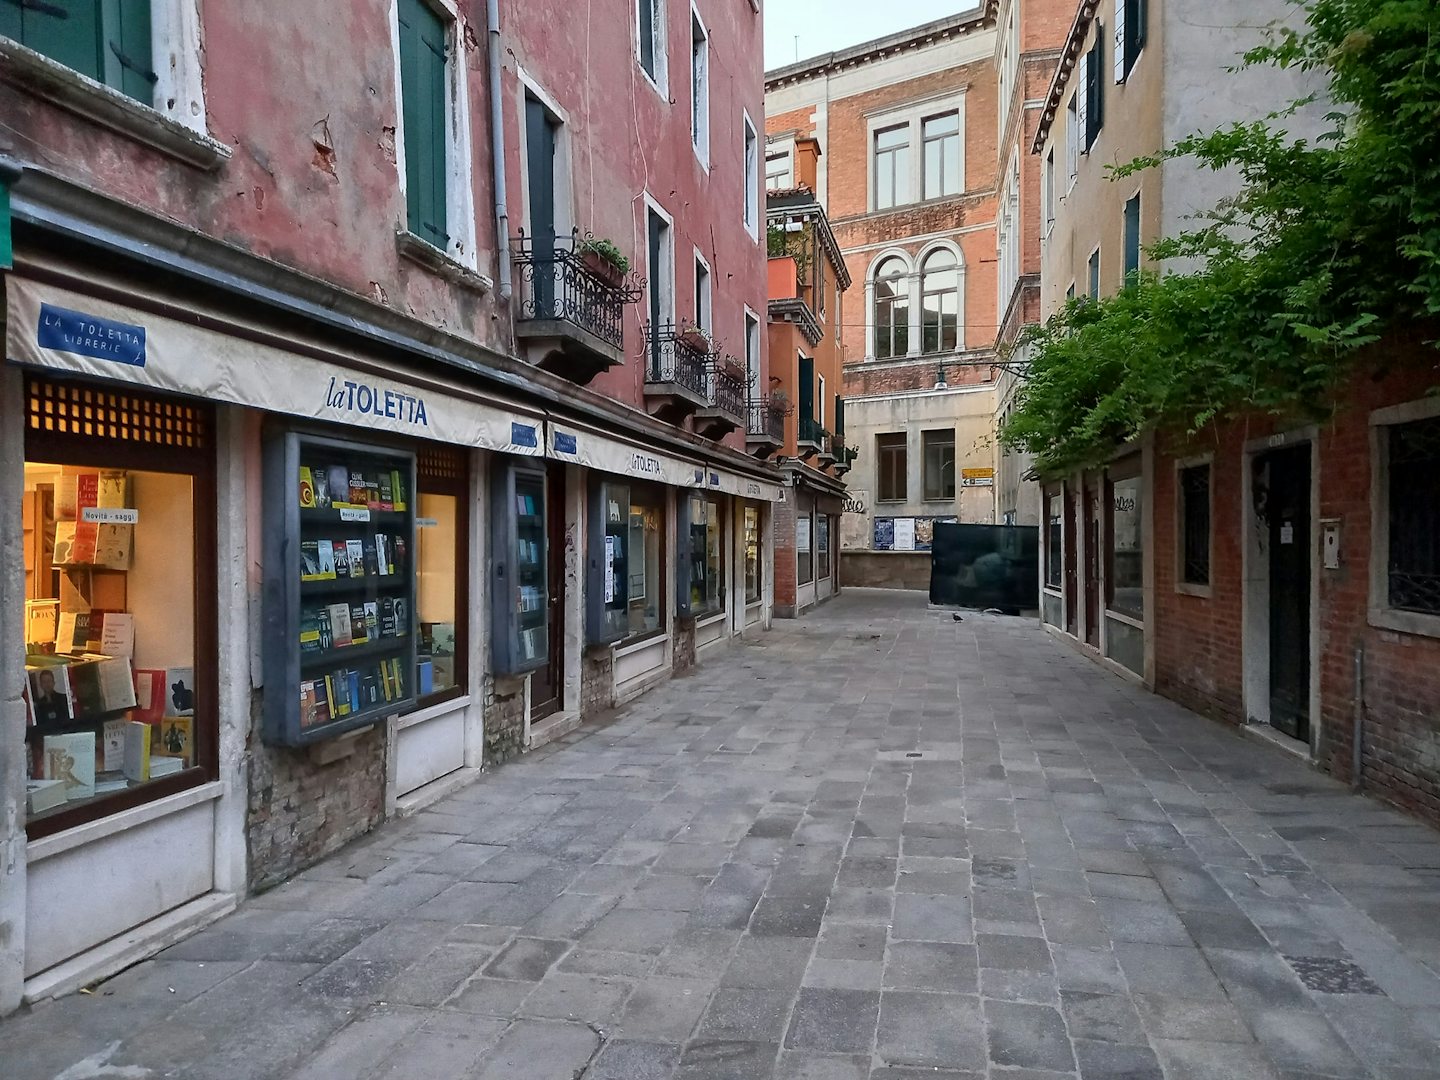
[490,458,549,675]
[262,430,417,746]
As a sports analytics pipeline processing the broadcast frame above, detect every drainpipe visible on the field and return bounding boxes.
[486,0,511,301]
[1351,646,1365,791]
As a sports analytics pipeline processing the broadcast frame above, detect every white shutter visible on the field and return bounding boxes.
[1076,52,1089,155]
[1114,0,1127,81]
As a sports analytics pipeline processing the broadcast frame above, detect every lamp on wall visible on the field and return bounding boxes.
[934,366,948,390]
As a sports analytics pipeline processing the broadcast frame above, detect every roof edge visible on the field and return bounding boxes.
[764,8,993,88]
[1032,0,1099,155]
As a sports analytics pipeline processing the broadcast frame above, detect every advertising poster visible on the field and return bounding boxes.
[873,518,895,550]
[893,518,916,551]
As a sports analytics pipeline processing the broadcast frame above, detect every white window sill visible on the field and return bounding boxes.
[637,65,668,103]
[396,230,492,294]
[395,693,472,732]
[1175,582,1212,599]
[0,38,230,171]
[614,630,667,658]
[1368,605,1440,641]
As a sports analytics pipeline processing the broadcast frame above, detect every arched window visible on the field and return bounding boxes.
[920,249,960,354]
[873,257,909,359]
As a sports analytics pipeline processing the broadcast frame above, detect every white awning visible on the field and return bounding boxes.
[5,275,545,456]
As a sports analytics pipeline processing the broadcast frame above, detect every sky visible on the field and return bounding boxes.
[763,1,983,69]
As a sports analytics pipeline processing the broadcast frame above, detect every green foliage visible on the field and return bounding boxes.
[767,224,813,280]
[1002,0,1440,473]
[577,236,629,275]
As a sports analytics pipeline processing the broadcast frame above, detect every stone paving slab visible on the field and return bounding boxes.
[4,591,1440,1079]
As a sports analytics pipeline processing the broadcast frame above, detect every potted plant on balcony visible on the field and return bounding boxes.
[678,322,711,355]
[716,352,746,382]
[576,237,628,289]
[769,388,793,415]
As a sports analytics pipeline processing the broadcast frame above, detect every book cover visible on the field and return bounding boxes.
[361,672,380,707]
[103,718,128,771]
[27,663,75,725]
[375,533,391,576]
[378,473,393,511]
[362,540,379,578]
[300,609,322,653]
[81,655,137,712]
[98,612,135,657]
[313,677,331,727]
[366,476,381,509]
[164,668,196,716]
[392,535,407,574]
[156,716,193,762]
[393,597,409,636]
[327,603,352,647]
[149,756,183,778]
[299,466,316,509]
[27,779,68,815]
[325,673,347,717]
[316,540,336,580]
[327,464,350,507]
[346,539,366,578]
[418,659,434,696]
[379,597,396,638]
[349,602,369,644]
[349,471,368,506]
[363,601,379,640]
[300,540,323,581]
[347,670,361,713]
[44,731,96,801]
[392,657,404,698]
[53,610,89,654]
[92,523,132,570]
[299,680,319,727]
[132,668,167,723]
[25,599,59,653]
[96,470,127,509]
[312,466,332,509]
[332,538,351,578]
[318,606,333,650]
[391,469,407,511]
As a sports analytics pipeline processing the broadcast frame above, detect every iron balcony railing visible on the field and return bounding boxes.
[827,432,847,459]
[798,416,828,447]
[512,230,641,351]
[709,359,745,420]
[747,396,786,442]
[645,324,711,399]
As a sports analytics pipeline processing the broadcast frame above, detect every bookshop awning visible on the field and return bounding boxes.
[546,418,784,502]
[4,275,544,456]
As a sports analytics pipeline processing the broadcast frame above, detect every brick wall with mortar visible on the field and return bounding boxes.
[772,484,799,617]
[581,650,615,715]
[246,696,386,891]
[484,676,527,766]
[1151,341,1440,826]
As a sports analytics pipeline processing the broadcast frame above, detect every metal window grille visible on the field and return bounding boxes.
[27,376,208,449]
[1389,416,1440,615]
[1180,464,1210,585]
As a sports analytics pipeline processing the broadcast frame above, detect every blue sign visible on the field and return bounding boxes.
[553,431,577,455]
[38,303,146,367]
[873,518,895,551]
[511,422,538,448]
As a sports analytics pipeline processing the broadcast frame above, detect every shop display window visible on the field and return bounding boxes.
[797,504,814,586]
[587,478,631,645]
[743,504,761,603]
[21,378,215,837]
[1107,468,1144,619]
[415,445,469,704]
[817,514,831,579]
[627,485,665,639]
[262,429,418,746]
[490,458,549,674]
[685,494,726,616]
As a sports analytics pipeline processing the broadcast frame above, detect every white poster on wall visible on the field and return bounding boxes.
[797,516,812,551]
[893,517,916,551]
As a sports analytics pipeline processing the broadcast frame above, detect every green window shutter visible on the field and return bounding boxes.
[101,0,155,102]
[14,1,105,84]
[798,356,814,422]
[834,395,844,441]
[399,0,449,248]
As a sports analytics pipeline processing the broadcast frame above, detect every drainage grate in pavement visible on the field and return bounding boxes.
[875,748,963,762]
[1284,955,1385,995]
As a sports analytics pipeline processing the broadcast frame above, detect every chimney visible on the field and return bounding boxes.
[794,137,822,193]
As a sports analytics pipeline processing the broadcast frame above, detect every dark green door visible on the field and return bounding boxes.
[1261,445,1311,742]
[526,95,558,317]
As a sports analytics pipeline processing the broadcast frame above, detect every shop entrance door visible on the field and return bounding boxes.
[1083,475,1101,648]
[1260,445,1311,742]
[1064,486,1078,637]
[532,461,567,721]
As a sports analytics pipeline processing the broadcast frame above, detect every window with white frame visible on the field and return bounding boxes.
[1087,248,1100,300]
[637,0,667,92]
[1384,414,1440,618]
[691,11,709,164]
[744,310,760,401]
[742,114,759,233]
[920,250,960,354]
[1043,149,1055,238]
[694,253,711,331]
[873,256,910,359]
[998,3,1019,128]
[1123,192,1141,284]
[1082,25,1104,151]
[817,374,826,429]
[922,429,956,500]
[1065,95,1079,189]
[922,113,961,199]
[645,201,675,351]
[1114,0,1147,83]
[765,150,792,190]
[873,125,909,210]
[996,154,1020,318]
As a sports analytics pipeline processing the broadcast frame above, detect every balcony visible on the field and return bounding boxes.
[798,416,828,461]
[512,231,642,386]
[694,354,746,440]
[643,324,711,423]
[745,394,786,459]
[831,435,858,477]
[818,431,839,467]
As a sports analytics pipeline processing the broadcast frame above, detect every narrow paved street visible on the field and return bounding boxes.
[4,591,1439,1080]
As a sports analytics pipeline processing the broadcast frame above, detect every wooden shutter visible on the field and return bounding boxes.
[1086,30,1104,150]
[798,356,814,422]
[399,0,449,248]
[102,0,154,101]
[1132,0,1148,55]
[834,396,845,442]
[10,0,104,84]
[1113,0,1126,82]
[1075,54,1089,156]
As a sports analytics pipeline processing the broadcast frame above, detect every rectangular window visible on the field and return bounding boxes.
[626,484,665,639]
[817,374,826,429]
[873,125,910,210]
[691,13,709,163]
[2,0,153,102]
[645,204,673,355]
[1046,489,1063,588]
[1123,193,1141,284]
[1114,0,1147,82]
[743,115,759,231]
[1044,150,1055,237]
[877,433,907,502]
[922,112,961,199]
[637,0,663,86]
[744,505,761,603]
[1085,28,1105,151]
[694,255,711,331]
[1108,469,1143,619]
[398,0,449,249]
[1067,282,1076,302]
[744,311,760,400]
[1065,95,1079,187]
[416,446,470,704]
[817,515,831,579]
[1088,248,1100,301]
[1179,463,1211,587]
[21,379,215,839]
[797,504,814,586]
[922,430,956,501]
[1387,416,1440,616]
[798,354,814,428]
[765,151,792,190]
